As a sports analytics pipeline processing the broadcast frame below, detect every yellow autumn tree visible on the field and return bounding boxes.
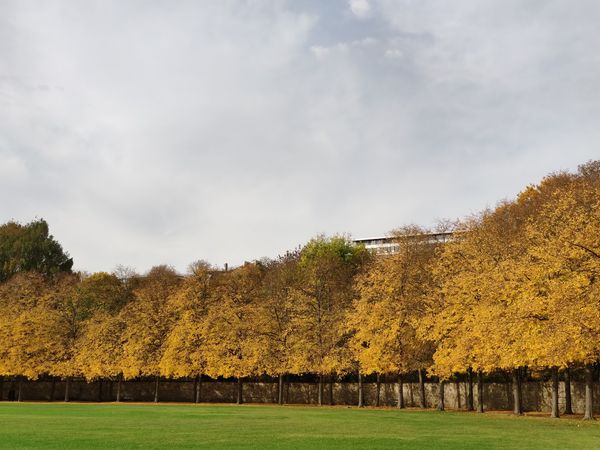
[288,235,369,405]
[0,272,49,383]
[160,261,214,403]
[74,272,132,400]
[120,265,181,402]
[260,252,300,404]
[349,226,438,408]
[42,273,95,401]
[427,202,540,413]
[425,172,574,414]
[201,262,267,404]
[520,162,600,419]
[76,314,127,393]
[0,273,84,401]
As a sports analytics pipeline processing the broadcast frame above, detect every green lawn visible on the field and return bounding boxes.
[0,403,598,449]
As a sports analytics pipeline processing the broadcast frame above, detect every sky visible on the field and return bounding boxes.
[1,0,599,274]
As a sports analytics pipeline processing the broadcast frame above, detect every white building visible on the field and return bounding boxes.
[353,232,454,255]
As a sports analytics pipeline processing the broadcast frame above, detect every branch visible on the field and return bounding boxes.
[570,242,600,259]
[524,313,549,321]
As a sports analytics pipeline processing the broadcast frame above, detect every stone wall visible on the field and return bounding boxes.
[1,379,598,414]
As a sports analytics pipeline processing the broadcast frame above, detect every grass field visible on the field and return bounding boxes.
[0,403,599,449]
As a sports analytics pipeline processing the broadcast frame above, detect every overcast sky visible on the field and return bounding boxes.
[1,0,599,273]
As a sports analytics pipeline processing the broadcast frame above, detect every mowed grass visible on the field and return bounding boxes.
[0,403,599,449]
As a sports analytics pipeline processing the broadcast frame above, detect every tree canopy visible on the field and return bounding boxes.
[0,219,72,282]
[1,161,598,418]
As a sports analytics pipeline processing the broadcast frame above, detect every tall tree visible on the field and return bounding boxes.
[261,252,300,404]
[160,261,214,402]
[426,167,593,416]
[0,219,73,282]
[120,266,181,401]
[0,272,48,378]
[43,274,90,401]
[0,273,57,384]
[348,227,437,408]
[424,203,536,415]
[75,273,132,398]
[201,262,267,404]
[288,235,369,405]
[521,162,600,419]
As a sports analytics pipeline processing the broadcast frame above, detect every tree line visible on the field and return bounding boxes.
[0,161,598,419]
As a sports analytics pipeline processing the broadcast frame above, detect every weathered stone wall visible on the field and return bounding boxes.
[1,379,598,413]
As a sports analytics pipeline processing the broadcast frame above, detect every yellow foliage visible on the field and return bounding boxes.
[348,226,437,376]
[0,163,598,385]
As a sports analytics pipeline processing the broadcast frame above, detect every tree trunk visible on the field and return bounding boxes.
[116,376,122,402]
[328,374,334,406]
[564,368,573,415]
[519,367,527,413]
[154,376,159,403]
[455,380,461,409]
[317,374,323,406]
[17,378,23,402]
[50,378,56,402]
[285,374,290,404]
[583,365,594,420]
[477,371,484,413]
[236,377,243,405]
[278,374,284,405]
[512,369,522,415]
[418,369,426,408]
[437,379,445,411]
[64,377,70,402]
[358,371,364,408]
[397,373,404,409]
[0,376,3,401]
[467,368,474,411]
[504,374,512,409]
[98,380,103,402]
[193,376,198,403]
[376,373,381,407]
[551,367,559,418]
[196,374,202,404]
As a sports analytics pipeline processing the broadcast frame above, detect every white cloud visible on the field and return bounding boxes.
[384,48,402,59]
[310,45,330,60]
[349,0,371,19]
[352,37,378,47]
[0,153,27,182]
